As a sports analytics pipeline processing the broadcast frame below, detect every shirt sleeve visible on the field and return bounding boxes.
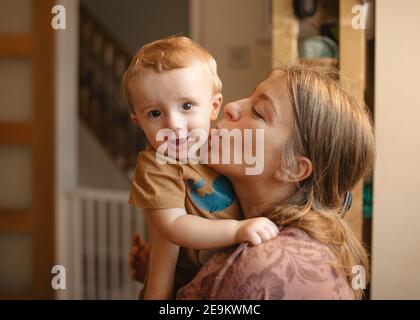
[129,148,186,209]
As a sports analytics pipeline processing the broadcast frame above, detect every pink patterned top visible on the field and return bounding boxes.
[177,227,355,300]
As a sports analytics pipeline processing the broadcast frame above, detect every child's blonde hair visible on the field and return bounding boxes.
[123,35,222,110]
[265,64,375,299]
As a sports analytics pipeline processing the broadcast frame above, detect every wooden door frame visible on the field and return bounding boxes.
[54,0,79,300]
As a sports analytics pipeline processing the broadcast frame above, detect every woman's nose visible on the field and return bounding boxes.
[224,102,240,122]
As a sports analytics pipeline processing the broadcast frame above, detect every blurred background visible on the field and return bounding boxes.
[0,0,419,299]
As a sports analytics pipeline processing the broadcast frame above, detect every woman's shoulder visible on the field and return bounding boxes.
[222,227,354,299]
[241,226,335,264]
[177,226,355,300]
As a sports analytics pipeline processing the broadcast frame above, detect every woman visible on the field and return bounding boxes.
[130,64,375,299]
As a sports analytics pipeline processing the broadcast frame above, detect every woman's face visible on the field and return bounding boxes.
[210,71,295,179]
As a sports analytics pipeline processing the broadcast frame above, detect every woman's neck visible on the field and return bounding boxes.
[229,175,293,219]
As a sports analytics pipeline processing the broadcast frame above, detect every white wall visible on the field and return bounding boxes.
[371,0,420,299]
[191,0,272,109]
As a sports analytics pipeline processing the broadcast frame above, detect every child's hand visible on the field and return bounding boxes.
[235,217,279,246]
[128,233,151,283]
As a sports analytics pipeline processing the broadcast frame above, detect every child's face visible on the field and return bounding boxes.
[129,62,222,155]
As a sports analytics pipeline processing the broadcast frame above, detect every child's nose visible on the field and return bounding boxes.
[224,102,240,122]
[166,112,187,131]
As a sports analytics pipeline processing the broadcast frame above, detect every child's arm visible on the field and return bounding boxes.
[143,214,179,300]
[145,208,279,250]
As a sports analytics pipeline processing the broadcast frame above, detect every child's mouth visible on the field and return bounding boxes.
[175,138,187,145]
[168,136,191,149]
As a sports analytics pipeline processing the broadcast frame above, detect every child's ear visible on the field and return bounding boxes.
[273,157,312,183]
[211,93,223,121]
[130,112,140,126]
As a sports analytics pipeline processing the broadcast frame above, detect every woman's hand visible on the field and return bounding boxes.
[128,233,151,283]
[235,217,279,245]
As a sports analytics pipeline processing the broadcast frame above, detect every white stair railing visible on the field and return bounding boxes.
[69,187,147,299]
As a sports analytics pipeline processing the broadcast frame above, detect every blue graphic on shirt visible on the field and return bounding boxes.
[186,176,236,213]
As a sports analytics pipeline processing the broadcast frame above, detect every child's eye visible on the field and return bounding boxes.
[182,103,193,111]
[148,110,161,118]
[252,107,264,121]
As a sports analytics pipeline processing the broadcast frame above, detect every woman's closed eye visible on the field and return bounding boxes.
[252,107,265,121]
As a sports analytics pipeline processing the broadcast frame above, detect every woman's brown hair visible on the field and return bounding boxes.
[266,64,375,299]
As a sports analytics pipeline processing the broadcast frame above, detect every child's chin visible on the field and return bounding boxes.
[156,139,209,162]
